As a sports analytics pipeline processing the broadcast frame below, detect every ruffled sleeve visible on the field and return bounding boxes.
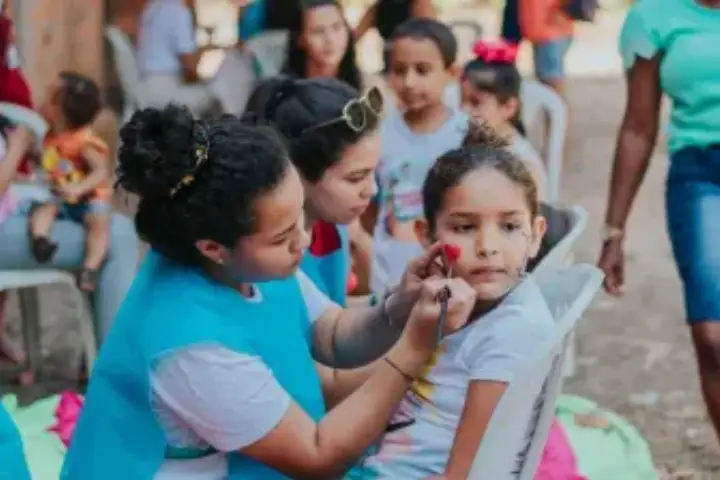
[619,4,664,69]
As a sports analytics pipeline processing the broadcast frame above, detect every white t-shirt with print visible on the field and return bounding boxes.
[357,277,554,479]
[151,270,331,479]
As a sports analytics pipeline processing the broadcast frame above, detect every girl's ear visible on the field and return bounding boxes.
[414,218,432,248]
[528,215,547,258]
[501,96,520,122]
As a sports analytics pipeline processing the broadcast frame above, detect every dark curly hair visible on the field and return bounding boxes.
[422,121,539,229]
[282,0,362,90]
[242,76,380,183]
[117,104,291,266]
[57,71,101,129]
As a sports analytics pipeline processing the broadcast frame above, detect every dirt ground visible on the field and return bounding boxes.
[2,6,719,479]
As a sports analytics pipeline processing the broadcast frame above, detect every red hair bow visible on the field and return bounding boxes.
[472,39,519,65]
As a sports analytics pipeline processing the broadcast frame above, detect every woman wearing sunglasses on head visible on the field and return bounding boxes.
[62,103,476,479]
[244,76,385,304]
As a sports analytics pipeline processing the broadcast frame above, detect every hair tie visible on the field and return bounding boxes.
[169,121,211,199]
[472,39,519,65]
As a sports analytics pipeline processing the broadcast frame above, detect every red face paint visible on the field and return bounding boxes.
[442,243,461,263]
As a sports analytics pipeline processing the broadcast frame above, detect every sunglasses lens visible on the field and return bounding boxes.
[366,87,384,114]
[345,102,365,131]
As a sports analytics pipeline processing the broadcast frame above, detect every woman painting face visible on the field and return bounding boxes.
[299,3,350,72]
[302,130,380,225]
[199,166,311,283]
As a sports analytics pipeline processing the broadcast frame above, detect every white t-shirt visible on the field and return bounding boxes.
[151,270,331,479]
[356,277,554,478]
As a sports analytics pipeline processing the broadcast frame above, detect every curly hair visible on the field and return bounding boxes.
[422,121,539,229]
[117,104,290,266]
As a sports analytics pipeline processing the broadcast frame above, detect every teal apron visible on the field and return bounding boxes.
[61,251,325,479]
[0,401,31,479]
[301,223,350,306]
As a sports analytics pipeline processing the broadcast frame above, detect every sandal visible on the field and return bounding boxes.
[30,236,58,263]
[77,268,101,293]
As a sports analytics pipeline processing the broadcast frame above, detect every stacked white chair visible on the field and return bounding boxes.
[0,103,96,383]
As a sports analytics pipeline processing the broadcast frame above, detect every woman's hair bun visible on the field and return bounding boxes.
[117,104,198,198]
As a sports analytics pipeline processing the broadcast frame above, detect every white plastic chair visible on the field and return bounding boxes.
[105,26,146,124]
[0,105,97,382]
[467,264,604,480]
[520,80,567,205]
[532,205,588,378]
[245,31,289,78]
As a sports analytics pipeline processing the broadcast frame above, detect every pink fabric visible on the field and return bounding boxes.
[535,419,587,480]
[47,391,84,448]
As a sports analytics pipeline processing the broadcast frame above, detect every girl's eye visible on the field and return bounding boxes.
[501,222,521,233]
[451,224,474,233]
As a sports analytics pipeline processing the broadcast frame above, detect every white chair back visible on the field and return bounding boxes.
[520,80,567,205]
[467,264,603,480]
[0,103,48,147]
[532,205,587,279]
[245,31,289,78]
[105,26,144,124]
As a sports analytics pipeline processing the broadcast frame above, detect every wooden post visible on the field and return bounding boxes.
[13,0,106,104]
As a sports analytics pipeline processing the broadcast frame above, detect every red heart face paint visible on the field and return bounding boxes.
[442,243,461,263]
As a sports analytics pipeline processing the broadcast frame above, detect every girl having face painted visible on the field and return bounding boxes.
[351,124,554,479]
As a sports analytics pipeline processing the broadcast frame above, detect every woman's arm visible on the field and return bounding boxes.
[441,381,508,479]
[354,2,378,41]
[317,361,378,409]
[603,56,662,234]
[311,242,445,368]
[0,126,34,197]
[241,278,476,479]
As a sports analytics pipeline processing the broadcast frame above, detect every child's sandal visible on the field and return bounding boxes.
[78,268,100,293]
[30,236,58,264]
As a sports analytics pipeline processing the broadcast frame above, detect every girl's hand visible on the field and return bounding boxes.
[392,277,476,372]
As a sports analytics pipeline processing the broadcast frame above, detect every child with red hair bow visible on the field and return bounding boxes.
[459,39,547,199]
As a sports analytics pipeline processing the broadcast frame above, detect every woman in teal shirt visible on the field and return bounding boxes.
[62,104,475,478]
[598,0,720,440]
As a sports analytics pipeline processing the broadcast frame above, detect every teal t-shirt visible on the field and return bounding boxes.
[620,0,720,153]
